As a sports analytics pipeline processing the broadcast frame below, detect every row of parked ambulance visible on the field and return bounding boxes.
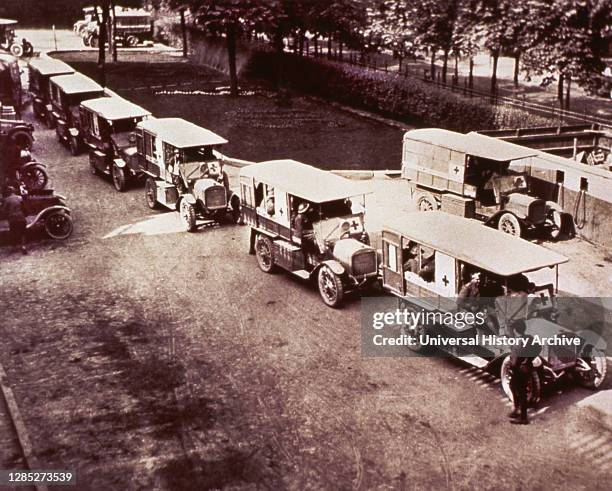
[23,55,607,403]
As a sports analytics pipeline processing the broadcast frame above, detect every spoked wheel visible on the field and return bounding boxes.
[317,265,344,308]
[574,346,607,389]
[112,164,128,192]
[20,165,48,191]
[500,355,542,406]
[497,212,522,237]
[416,192,438,212]
[547,209,563,240]
[44,211,73,240]
[126,35,139,47]
[180,199,197,232]
[145,178,160,210]
[255,235,276,273]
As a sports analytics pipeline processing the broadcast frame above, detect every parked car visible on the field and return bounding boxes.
[380,211,606,403]
[135,118,240,229]
[74,6,101,37]
[0,188,73,240]
[240,159,378,308]
[402,128,565,238]
[0,117,34,150]
[0,19,33,58]
[49,73,106,155]
[81,96,151,191]
[28,57,74,125]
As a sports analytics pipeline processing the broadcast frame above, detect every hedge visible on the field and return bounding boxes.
[246,52,554,132]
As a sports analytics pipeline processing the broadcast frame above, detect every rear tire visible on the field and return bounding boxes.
[20,164,48,191]
[574,346,607,389]
[497,212,522,237]
[126,35,139,47]
[145,177,160,210]
[10,131,33,150]
[255,234,276,273]
[416,192,438,212]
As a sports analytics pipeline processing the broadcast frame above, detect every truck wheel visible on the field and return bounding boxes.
[20,164,48,191]
[10,131,33,150]
[255,235,276,273]
[83,35,91,47]
[497,212,522,237]
[112,164,128,192]
[547,209,562,240]
[126,35,139,47]
[574,346,607,389]
[69,136,80,156]
[401,321,429,353]
[416,192,438,212]
[145,178,160,210]
[44,211,73,240]
[9,43,24,58]
[180,199,197,232]
[317,265,344,308]
[89,36,99,48]
[500,356,542,406]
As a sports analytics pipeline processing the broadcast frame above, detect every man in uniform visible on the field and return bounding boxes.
[2,186,28,254]
[293,202,316,264]
[508,319,540,425]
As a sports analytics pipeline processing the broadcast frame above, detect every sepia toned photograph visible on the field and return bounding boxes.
[0,0,610,489]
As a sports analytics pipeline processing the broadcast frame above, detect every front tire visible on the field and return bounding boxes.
[575,346,607,389]
[500,355,542,406]
[112,164,128,192]
[317,265,344,308]
[255,234,276,273]
[180,199,197,232]
[145,178,160,210]
[44,211,73,240]
[497,212,522,237]
[10,131,33,150]
[69,136,80,156]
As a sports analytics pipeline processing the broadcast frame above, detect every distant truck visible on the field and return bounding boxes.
[82,8,153,48]
[401,128,565,239]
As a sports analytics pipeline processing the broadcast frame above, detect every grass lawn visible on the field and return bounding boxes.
[56,52,404,171]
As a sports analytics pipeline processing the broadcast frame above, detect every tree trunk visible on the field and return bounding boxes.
[97,2,109,86]
[454,54,458,78]
[339,37,343,61]
[180,8,187,57]
[558,73,564,109]
[314,35,318,56]
[565,74,571,111]
[513,51,520,88]
[226,23,238,97]
[111,1,117,63]
[430,51,436,80]
[442,49,449,84]
[399,56,403,71]
[469,57,474,88]
[327,36,332,59]
[490,50,499,96]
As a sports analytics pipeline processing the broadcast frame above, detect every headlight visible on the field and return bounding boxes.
[532,356,542,368]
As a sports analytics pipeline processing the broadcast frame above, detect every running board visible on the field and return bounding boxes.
[293,270,310,280]
[456,355,489,369]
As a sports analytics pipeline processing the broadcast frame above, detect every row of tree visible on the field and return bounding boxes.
[142,1,610,108]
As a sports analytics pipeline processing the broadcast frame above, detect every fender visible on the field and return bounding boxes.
[489,210,525,225]
[320,259,346,276]
[68,127,80,138]
[22,161,47,169]
[114,158,127,169]
[545,200,563,212]
[181,194,197,205]
[7,125,34,137]
[249,227,277,254]
[28,205,71,229]
[229,192,241,210]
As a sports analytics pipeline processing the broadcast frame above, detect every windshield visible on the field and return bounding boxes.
[109,117,140,134]
[183,146,215,163]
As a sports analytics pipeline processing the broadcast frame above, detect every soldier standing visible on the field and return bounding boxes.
[508,319,540,425]
[2,185,28,254]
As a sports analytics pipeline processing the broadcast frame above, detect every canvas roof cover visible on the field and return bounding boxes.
[50,73,103,94]
[403,128,537,162]
[384,211,568,276]
[137,118,228,148]
[241,159,372,203]
[28,57,74,77]
[81,97,150,120]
